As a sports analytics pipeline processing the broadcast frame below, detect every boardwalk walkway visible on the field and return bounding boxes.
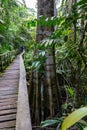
[0,55,32,130]
[0,56,19,129]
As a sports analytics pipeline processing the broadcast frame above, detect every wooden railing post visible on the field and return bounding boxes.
[16,53,32,130]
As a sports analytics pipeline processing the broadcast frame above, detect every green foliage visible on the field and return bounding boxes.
[41,119,59,128]
[41,107,87,130]
[25,49,46,74]
[41,117,64,129]
[67,86,75,101]
[0,0,36,53]
[36,0,87,106]
[62,107,87,130]
[39,0,87,129]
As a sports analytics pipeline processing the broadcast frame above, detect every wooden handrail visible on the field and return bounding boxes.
[16,53,32,130]
[0,50,18,71]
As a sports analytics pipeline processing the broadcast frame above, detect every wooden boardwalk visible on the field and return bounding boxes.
[0,55,32,130]
[0,56,19,129]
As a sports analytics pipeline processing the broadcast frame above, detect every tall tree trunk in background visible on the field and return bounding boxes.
[37,0,60,119]
[36,0,44,42]
[43,0,60,117]
[30,0,60,126]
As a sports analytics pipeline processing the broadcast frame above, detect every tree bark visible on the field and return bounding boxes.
[31,0,60,126]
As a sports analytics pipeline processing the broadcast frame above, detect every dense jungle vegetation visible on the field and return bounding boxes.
[0,0,87,129]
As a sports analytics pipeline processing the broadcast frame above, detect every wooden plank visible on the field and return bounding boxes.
[0,93,17,97]
[0,128,15,130]
[0,87,18,91]
[0,84,18,87]
[0,89,17,93]
[0,120,15,129]
[0,75,18,81]
[0,104,17,110]
[0,98,17,103]
[0,101,17,106]
[0,109,16,115]
[0,91,18,96]
[0,96,17,100]
[0,94,18,99]
[16,54,32,130]
[0,114,16,122]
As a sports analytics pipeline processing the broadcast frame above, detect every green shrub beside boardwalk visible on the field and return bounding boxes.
[0,50,18,71]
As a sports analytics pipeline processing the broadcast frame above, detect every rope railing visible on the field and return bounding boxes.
[0,50,18,71]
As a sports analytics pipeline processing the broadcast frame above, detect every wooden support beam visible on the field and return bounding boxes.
[16,53,32,130]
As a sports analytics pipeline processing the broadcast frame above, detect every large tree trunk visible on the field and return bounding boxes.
[30,0,60,126]
[43,0,60,117]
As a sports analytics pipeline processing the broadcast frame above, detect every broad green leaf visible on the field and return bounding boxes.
[83,127,87,130]
[41,119,59,128]
[62,107,87,130]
